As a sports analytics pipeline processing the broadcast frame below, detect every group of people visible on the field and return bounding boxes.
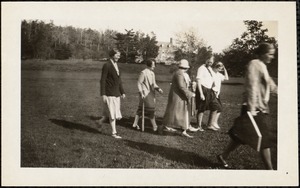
[97,42,277,170]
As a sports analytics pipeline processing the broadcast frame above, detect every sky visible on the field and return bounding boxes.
[41,2,278,53]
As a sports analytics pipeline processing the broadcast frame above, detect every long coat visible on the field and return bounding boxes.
[163,69,194,130]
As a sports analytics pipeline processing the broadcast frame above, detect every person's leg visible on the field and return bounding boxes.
[207,110,212,125]
[207,110,218,130]
[182,129,193,138]
[221,140,240,159]
[197,112,204,131]
[214,112,221,129]
[157,124,164,135]
[132,115,140,129]
[217,140,240,168]
[110,117,121,139]
[260,148,273,170]
[98,116,107,124]
[150,117,158,131]
[96,116,107,129]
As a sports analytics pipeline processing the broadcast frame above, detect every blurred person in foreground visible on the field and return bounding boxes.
[132,59,163,131]
[97,48,126,139]
[217,43,278,170]
[159,59,197,138]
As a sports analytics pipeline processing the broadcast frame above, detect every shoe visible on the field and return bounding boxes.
[197,127,205,132]
[188,126,199,132]
[153,126,158,132]
[164,126,177,132]
[207,125,218,131]
[182,132,193,138]
[217,155,229,168]
[213,124,220,129]
[112,134,122,139]
[132,124,140,130]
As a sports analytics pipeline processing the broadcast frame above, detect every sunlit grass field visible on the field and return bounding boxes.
[21,59,277,169]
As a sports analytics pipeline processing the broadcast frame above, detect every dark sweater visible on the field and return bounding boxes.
[100,60,125,96]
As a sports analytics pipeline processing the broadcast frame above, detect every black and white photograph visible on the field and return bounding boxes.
[2,1,298,186]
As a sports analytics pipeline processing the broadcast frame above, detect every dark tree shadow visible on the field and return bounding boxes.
[49,119,102,134]
[125,139,220,168]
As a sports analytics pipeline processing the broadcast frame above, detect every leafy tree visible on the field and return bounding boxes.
[220,21,278,77]
[137,32,159,61]
[174,27,212,75]
[114,29,138,63]
[54,43,71,60]
[114,29,159,63]
[21,20,34,59]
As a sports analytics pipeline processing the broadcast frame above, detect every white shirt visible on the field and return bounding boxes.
[196,65,214,88]
[212,72,225,96]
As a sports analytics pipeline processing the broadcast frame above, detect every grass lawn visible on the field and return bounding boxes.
[21,59,277,169]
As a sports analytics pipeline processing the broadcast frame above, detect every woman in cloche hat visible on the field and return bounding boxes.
[159,59,196,138]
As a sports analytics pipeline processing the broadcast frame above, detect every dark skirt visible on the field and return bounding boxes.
[229,106,275,150]
[136,92,155,119]
[195,85,222,112]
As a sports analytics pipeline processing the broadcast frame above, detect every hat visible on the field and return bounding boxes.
[178,59,190,69]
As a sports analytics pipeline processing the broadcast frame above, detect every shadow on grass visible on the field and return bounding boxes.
[87,115,101,121]
[86,116,184,136]
[222,82,243,85]
[117,116,179,136]
[49,119,101,134]
[125,139,219,168]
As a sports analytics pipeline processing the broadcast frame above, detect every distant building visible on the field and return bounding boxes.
[156,38,177,65]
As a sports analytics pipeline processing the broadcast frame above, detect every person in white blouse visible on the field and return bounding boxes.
[195,56,222,131]
[132,59,163,131]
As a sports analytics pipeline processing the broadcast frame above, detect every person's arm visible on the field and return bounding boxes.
[119,79,126,98]
[137,72,145,98]
[153,74,163,94]
[223,67,229,80]
[117,68,125,98]
[100,63,108,102]
[269,77,277,94]
[196,67,205,100]
[177,73,195,100]
[246,61,259,116]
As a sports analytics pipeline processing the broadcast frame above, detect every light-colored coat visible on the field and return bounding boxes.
[163,69,194,130]
[137,68,159,97]
[245,59,277,114]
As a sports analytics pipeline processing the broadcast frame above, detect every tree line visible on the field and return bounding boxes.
[21,20,159,63]
[21,20,277,77]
